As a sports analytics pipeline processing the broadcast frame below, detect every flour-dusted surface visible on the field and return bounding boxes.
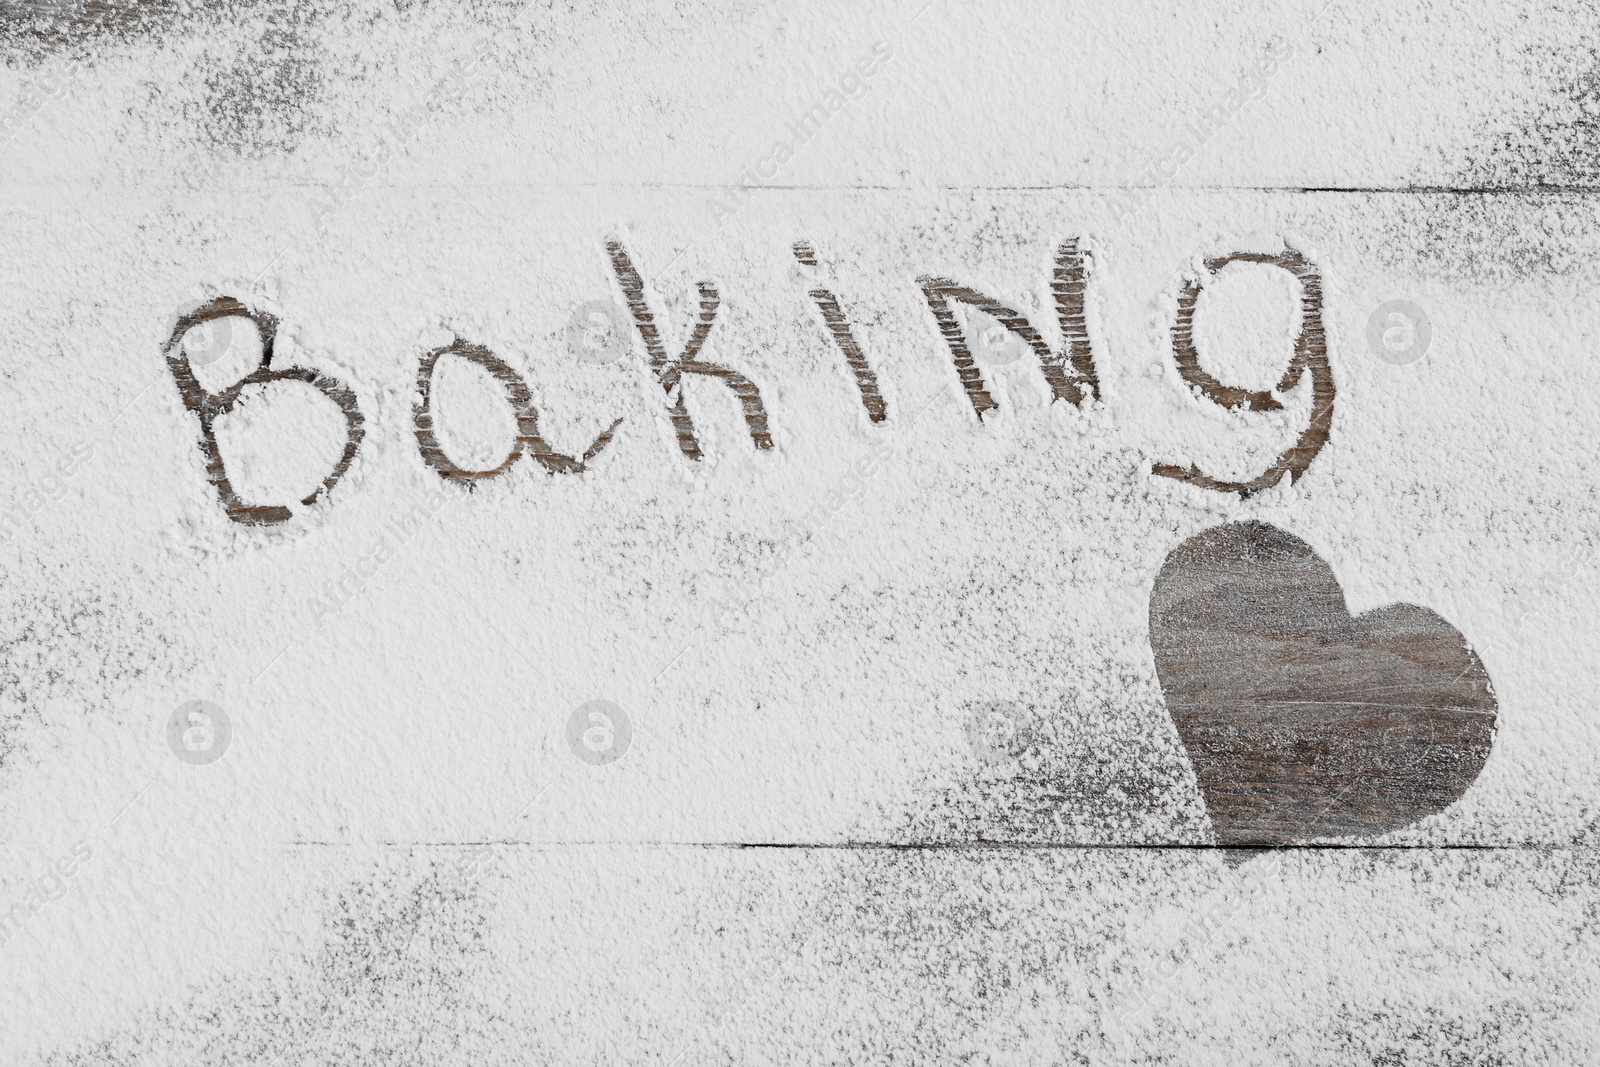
[0,1,1597,1064]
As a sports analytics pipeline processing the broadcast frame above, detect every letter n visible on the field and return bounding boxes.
[917,238,1100,419]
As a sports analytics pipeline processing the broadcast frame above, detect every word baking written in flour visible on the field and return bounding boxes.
[161,239,1336,526]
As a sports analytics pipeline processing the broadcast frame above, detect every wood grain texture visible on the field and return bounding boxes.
[1151,248,1335,497]
[161,295,365,526]
[605,239,773,460]
[796,241,889,425]
[1150,521,1498,846]
[3,1,1597,1061]
[412,337,619,483]
[917,238,1100,417]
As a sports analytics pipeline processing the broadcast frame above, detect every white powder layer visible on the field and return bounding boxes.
[0,1,1596,1063]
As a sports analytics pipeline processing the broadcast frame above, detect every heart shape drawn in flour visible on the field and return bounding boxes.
[1148,521,1497,846]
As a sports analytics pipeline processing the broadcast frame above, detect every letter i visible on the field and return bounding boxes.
[793,241,887,423]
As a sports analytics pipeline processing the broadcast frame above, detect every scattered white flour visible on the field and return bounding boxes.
[0,1,1596,1064]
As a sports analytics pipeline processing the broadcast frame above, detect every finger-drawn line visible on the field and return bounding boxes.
[413,337,620,483]
[918,238,1100,418]
[1151,248,1334,496]
[794,241,888,423]
[162,296,366,526]
[608,240,773,460]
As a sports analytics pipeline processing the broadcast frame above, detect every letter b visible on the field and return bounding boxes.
[163,298,365,525]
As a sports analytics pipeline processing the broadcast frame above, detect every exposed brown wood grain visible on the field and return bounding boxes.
[918,238,1100,418]
[412,337,620,483]
[1149,521,1497,846]
[0,0,171,43]
[162,296,365,526]
[794,241,887,424]
[1152,248,1335,497]
[606,239,773,460]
